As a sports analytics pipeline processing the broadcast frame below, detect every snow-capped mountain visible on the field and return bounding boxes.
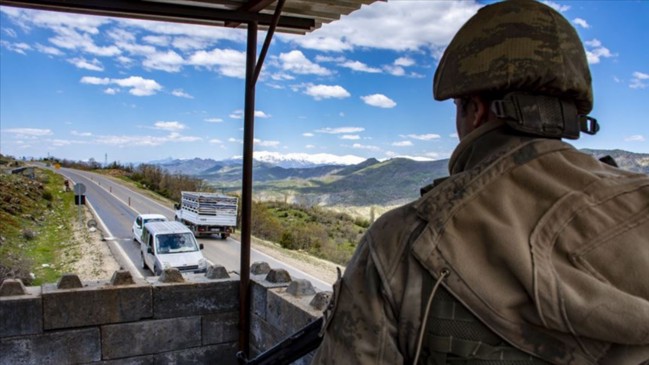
[233,151,367,168]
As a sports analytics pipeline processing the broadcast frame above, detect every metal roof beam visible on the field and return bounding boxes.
[0,0,315,30]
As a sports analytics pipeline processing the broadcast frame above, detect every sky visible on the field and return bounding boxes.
[1,1,648,165]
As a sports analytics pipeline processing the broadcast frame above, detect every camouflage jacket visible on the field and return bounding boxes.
[312,121,649,365]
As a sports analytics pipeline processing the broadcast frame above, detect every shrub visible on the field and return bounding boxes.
[41,190,53,201]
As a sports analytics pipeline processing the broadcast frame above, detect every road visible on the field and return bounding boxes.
[54,167,333,291]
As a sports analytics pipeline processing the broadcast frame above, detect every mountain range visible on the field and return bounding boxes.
[154,149,649,207]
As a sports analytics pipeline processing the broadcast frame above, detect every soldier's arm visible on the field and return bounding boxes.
[311,237,403,365]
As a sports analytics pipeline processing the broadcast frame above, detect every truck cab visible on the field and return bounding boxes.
[140,221,208,276]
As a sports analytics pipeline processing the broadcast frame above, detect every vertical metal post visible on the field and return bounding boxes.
[239,20,257,356]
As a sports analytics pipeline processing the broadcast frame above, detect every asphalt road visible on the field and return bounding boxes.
[53,167,332,291]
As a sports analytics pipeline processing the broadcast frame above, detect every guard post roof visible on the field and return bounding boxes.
[0,0,380,35]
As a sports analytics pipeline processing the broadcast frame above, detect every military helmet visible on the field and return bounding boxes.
[433,0,593,115]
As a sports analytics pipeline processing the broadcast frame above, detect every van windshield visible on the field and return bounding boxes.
[156,233,198,254]
[144,218,166,225]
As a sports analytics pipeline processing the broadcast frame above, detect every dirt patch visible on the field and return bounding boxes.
[66,205,120,281]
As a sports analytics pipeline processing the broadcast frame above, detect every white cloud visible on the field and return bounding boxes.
[154,121,186,131]
[352,143,380,151]
[117,17,245,43]
[116,76,163,96]
[316,127,364,134]
[142,35,170,47]
[80,76,109,85]
[305,84,351,100]
[172,89,193,99]
[305,144,315,149]
[279,50,331,75]
[143,50,184,72]
[573,18,590,29]
[315,55,346,63]
[361,94,396,108]
[630,71,649,89]
[292,1,480,53]
[81,76,162,96]
[341,135,360,140]
[290,35,352,52]
[68,57,103,71]
[254,138,280,147]
[172,37,211,51]
[584,39,614,64]
[10,8,107,34]
[50,28,121,57]
[0,40,31,54]
[404,133,441,140]
[228,110,271,119]
[392,140,413,147]
[394,57,415,67]
[209,138,223,144]
[205,118,223,123]
[303,132,314,137]
[255,111,271,119]
[4,128,53,137]
[188,48,246,78]
[341,60,381,73]
[167,132,201,142]
[71,130,92,137]
[385,65,405,76]
[2,27,17,38]
[624,134,646,142]
[542,1,571,12]
[104,88,119,95]
[36,43,64,56]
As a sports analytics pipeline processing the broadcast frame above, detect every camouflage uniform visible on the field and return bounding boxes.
[312,121,649,365]
[313,1,649,364]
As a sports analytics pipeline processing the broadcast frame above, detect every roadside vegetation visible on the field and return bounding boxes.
[251,201,369,265]
[56,158,211,201]
[0,156,81,285]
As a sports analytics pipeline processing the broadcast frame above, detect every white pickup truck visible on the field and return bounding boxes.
[174,191,238,239]
[140,221,208,276]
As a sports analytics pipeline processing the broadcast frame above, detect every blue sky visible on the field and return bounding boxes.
[1,1,647,165]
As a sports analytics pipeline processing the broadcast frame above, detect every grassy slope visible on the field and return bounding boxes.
[0,167,79,285]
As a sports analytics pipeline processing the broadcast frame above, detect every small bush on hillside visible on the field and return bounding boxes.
[42,190,53,201]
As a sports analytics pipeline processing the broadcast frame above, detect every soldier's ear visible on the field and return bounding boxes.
[471,96,489,128]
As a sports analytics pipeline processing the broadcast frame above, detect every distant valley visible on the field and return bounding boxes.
[154,149,649,207]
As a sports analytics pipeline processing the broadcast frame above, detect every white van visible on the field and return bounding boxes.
[140,221,208,276]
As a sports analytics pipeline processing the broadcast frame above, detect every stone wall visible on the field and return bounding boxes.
[0,264,329,365]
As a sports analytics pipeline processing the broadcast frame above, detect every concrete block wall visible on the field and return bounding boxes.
[0,264,332,365]
[0,273,240,365]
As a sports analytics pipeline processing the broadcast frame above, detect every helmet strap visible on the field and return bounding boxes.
[491,92,599,139]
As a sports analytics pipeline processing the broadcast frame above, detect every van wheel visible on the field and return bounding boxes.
[154,265,162,276]
[141,253,146,270]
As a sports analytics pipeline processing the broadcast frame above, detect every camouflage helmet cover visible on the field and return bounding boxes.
[433,0,593,115]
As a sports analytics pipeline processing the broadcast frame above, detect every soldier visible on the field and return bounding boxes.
[312,0,649,364]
